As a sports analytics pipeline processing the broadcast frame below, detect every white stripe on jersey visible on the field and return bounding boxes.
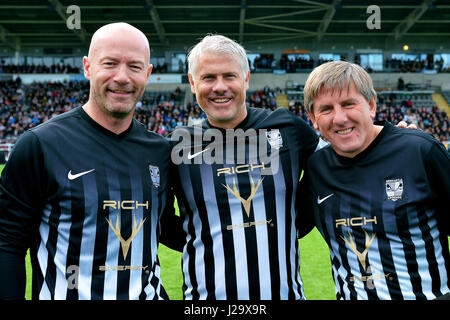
[103,172,120,300]
[200,165,226,299]
[77,174,98,300]
[365,234,391,299]
[224,170,250,300]
[37,204,52,300]
[407,206,434,299]
[425,209,450,297]
[192,206,207,299]
[251,169,272,300]
[148,175,161,299]
[180,166,197,300]
[129,172,144,299]
[288,165,304,299]
[272,156,289,299]
[381,201,413,299]
[326,197,353,300]
[181,213,193,299]
[53,203,71,300]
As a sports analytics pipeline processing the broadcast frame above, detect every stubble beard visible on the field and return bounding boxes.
[92,87,139,119]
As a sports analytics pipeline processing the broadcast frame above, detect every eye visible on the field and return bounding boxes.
[130,65,142,71]
[202,75,215,81]
[319,106,332,114]
[102,61,117,68]
[342,101,356,107]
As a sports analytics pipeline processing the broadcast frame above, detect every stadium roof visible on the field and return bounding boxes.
[1,0,450,53]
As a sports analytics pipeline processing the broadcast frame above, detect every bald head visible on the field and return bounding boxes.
[88,22,150,65]
[82,22,153,132]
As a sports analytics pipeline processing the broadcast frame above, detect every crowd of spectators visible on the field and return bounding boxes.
[0,78,88,143]
[152,63,169,74]
[385,58,429,73]
[375,94,450,143]
[288,100,314,128]
[2,56,450,74]
[0,62,81,74]
[248,86,279,110]
[135,100,206,136]
[384,56,447,73]
[279,55,315,72]
[252,54,275,70]
[0,79,448,150]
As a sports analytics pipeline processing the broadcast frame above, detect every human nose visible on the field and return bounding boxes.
[212,77,227,93]
[333,105,348,125]
[113,63,130,84]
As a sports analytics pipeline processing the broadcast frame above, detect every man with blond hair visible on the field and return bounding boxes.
[0,23,181,300]
[302,60,450,300]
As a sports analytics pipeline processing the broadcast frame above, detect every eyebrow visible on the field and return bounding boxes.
[200,71,239,78]
[99,57,146,66]
[340,98,358,104]
[318,97,358,107]
[317,103,333,110]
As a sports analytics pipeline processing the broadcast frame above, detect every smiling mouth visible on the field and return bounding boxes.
[107,88,134,94]
[210,97,232,103]
[336,128,353,134]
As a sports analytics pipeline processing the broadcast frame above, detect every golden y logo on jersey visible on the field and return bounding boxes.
[218,164,273,230]
[222,176,273,230]
[223,176,263,218]
[341,230,376,271]
[337,217,393,288]
[100,200,149,272]
[106,215,146,260]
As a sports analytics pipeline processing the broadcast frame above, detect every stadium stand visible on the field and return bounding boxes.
[375,93,450,143]
[1,2,450,304]
[442,91,450,106]
[2,55,446,76]
[0,62,81,74]
[1,70,448,161]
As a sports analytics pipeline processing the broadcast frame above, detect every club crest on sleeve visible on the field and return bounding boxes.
[149,165,160,187]
[266,129,283,150]
[385,178,403,201]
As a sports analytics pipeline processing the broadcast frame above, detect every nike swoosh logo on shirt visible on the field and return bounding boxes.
[187,148,209,160]
[317,193,334,204]
[68,169,95,180]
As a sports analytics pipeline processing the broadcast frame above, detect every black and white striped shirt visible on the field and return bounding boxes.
[169,107,318,299]
[0,106,173,300]
[306,122,450,299]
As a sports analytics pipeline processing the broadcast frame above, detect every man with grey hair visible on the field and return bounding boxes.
[187,34,251,129]
[302,60,450,300]
[167,34,319,300]
[0,22,182,300]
